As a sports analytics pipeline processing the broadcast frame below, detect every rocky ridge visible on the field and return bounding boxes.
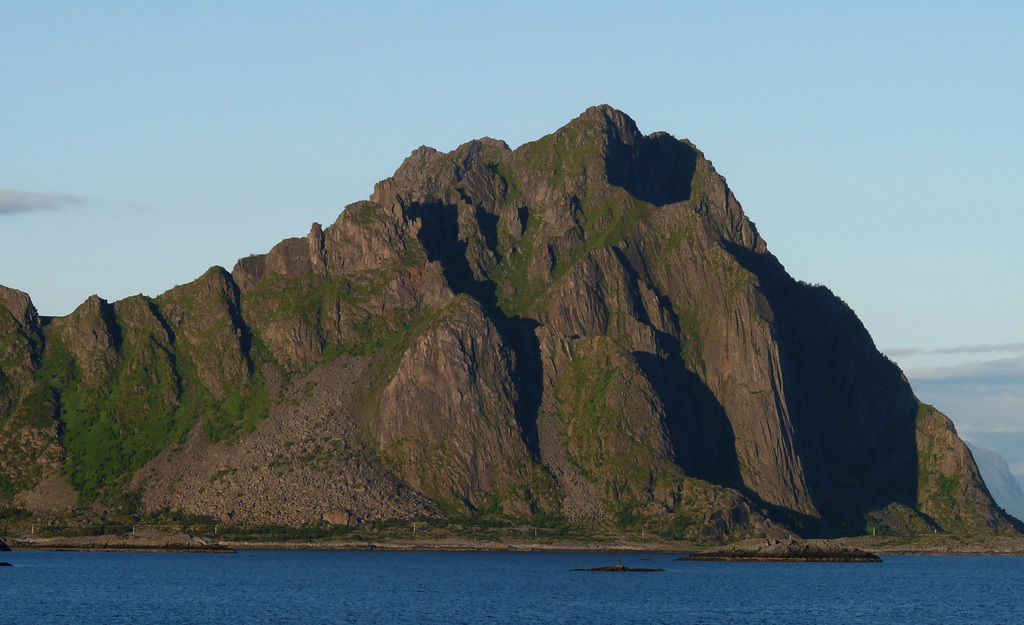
[0,106,1018,541]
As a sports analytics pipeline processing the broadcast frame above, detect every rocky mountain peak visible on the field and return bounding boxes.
[0,107,1016,542]
[58,294,121,387]
[0,285,40,335]
[568,104,644,146]
[0,285,44,375]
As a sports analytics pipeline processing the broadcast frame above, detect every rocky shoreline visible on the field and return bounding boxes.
[679,538,881,562]
[1,535,234,553]
[4,532,1024,556]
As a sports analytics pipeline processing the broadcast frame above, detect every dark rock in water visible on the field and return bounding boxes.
[574,564,665,572]
[680,538,881,562]
[0,562,11,566]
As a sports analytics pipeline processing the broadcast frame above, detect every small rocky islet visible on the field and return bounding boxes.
[680,538,882,562]
[573,564,666,572]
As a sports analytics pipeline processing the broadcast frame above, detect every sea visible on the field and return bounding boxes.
[1,549,1022,624]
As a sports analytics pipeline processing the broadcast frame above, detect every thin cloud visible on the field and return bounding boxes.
[934,342,1024,355]
[0,189,87,215]
[886,342,1024,358]
[885,347,923,357]
[1012,461,1024,477]
[959,423,1024,436]
[906,354,1024,382]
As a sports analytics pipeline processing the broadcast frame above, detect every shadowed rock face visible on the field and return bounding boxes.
[0,105,1016,538]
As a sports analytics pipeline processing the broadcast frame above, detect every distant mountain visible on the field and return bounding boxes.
[967,443,1024,522]
[0,106,1018,540]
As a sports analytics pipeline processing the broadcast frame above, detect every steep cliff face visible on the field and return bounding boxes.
[915,406,1018,533]
[0,106,1014,539]
[0,286,61,499]
[374,296,534,509]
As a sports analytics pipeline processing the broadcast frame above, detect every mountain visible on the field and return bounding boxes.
[0,106,1017,540]
[967,443,1024,522]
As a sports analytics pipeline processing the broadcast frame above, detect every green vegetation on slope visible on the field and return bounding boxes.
[35,318,194,505]
[555,340,680,518]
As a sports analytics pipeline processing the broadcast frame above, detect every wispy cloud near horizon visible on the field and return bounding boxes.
[1011,461,1024,478]
[905,354,1024,382]
[908,354,1024,482]
[960,422,1024,437]
[0,189,87,215]
[886,342,1024,358]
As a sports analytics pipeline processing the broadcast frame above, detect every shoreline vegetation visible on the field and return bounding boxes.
[4,531,1024,556]
[678,538,882,562]
[4,505,1023,557]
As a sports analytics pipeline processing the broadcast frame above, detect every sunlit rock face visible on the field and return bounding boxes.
[0,106,1016,539]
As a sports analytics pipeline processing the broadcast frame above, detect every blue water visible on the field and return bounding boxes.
[1,549,1021,624]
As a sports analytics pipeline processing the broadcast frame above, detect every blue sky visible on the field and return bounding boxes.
[2,2,1022,476]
